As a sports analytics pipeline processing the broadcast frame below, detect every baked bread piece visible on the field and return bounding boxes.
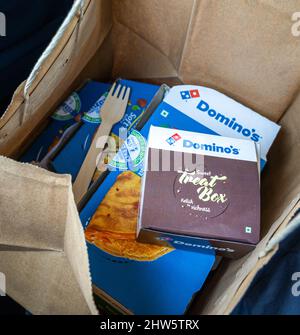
[85,171,172,261]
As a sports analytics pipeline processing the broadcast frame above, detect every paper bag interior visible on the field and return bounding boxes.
[1,0,300,314]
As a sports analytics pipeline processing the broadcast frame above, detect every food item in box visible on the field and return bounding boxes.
[80,100,216,314]
[81,170,215,314]
[78,82,216,315]
[86,171,172,261]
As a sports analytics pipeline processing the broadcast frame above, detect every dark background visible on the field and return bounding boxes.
[0,0,73,313]
[0,0,73,116]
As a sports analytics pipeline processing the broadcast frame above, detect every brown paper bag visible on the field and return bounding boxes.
[0,156,98,315]
[1,0,300,314]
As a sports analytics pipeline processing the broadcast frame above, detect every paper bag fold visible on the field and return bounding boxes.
[0,156,98,315]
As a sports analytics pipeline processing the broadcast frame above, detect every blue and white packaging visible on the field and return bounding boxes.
[155,86,280,170]
[80,86,216,315]
[20,81,109,164]
[52,80,160,181]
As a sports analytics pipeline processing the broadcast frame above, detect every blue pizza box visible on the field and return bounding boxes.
[20,81,109,163]
[81,182,215,315]
[152,85,280,170]
[80,85,216,315]
[52,79,160,181]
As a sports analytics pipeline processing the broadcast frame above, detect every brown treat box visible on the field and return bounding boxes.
[137,126,261,258]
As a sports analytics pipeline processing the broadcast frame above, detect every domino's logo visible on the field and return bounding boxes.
[181,89,200,100]
[197,100,262,143]
[156,236,234,253]
[166,133,182,146]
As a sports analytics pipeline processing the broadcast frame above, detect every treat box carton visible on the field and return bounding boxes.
[137,126,261,258]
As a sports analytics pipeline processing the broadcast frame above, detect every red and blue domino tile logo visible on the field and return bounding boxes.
[166,133,182,146]
[180,89,200,100]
